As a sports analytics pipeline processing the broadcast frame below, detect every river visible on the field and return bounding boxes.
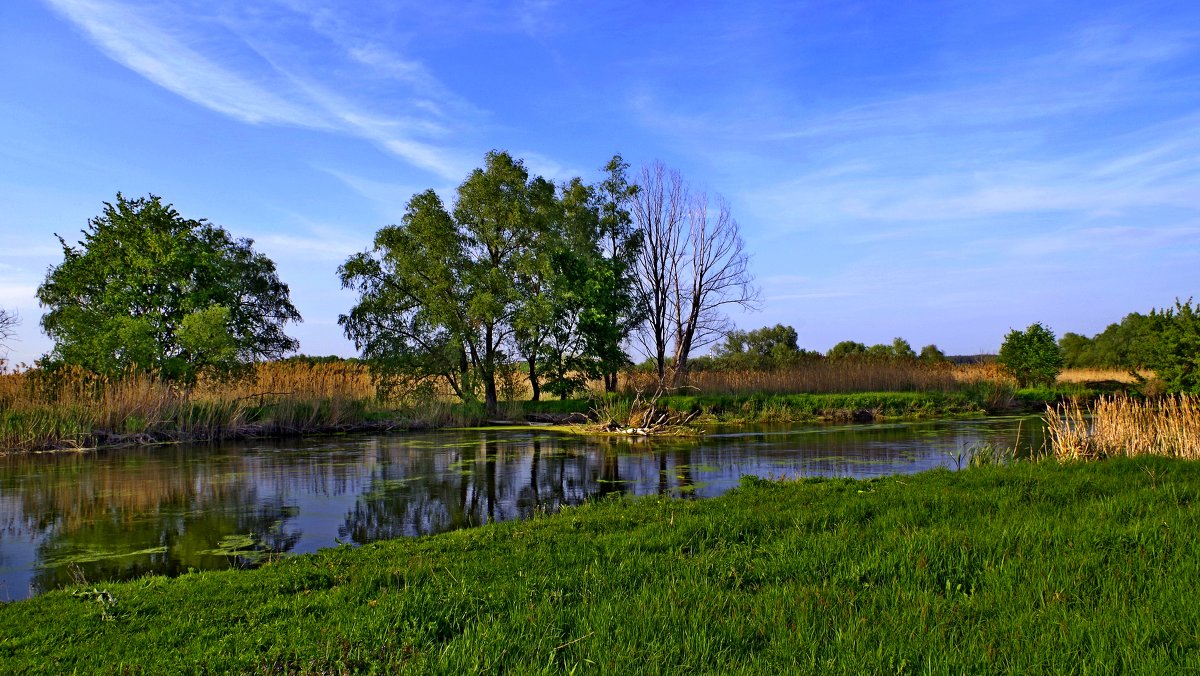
[0,416,1045,601]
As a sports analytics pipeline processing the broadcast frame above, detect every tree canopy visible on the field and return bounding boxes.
[1146,299,1200,393]
[997,322,1063,387]
[37,194,301,380]
[339,152,644,412]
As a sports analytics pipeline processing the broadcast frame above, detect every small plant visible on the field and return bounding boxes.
[72,587,119,621]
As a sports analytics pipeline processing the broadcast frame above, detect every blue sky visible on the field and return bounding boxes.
[1,0,1198,366]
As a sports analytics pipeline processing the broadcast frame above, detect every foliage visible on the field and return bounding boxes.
[1059,311,1161,369]
[919,344,948,362]
[1146,299,1200,394]
[4,459,1200,673]
[340,152,645,410]
[537,156,644,399]
[709,324,818,370]
[36,194,300,381]
[997,322,1063,387]
[340,152,551,413]
[826,338,922,362]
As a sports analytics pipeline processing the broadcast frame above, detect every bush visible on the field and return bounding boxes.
[997,323,1063,387]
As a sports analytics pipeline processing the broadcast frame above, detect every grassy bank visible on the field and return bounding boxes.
[2,457,1198,673]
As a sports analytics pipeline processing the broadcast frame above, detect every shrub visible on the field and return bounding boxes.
[997,323,1063,387]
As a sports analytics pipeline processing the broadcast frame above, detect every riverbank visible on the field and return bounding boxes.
[2,382,1110,453]
[2,457,1196,672]
[526,383,1107,427]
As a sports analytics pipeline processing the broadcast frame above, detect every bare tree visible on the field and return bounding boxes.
[0,307,17,363]
[632,162,758,389]
[631,162,686,387]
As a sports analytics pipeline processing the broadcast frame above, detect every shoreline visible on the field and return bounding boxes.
[1,386,1106,455]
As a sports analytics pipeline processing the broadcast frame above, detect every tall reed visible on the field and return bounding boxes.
[0,362,393,452]
[1046,394,1200,460]
[625,360,960,396]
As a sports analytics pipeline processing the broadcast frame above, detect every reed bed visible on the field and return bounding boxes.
[1055,367,1146,384]
[0,362,403,453]
[627,360,961,396]
[1046,394,1200,460]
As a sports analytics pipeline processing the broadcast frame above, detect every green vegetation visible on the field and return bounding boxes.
[1147,299,1200,394]
[338,152,644,414]
[3,458,1198,672]
[1059,298,1200,393]
[36,194,301,381]
[997,322,1063,387]
[1059,311,1159,370]
[658,391,985,423]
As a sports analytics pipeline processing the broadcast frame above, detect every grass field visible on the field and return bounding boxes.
[1,457,1197,673]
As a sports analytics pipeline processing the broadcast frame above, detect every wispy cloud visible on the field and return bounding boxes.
[43,0,476,179]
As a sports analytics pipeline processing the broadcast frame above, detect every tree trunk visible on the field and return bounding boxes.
[604,371,617,393]
[484,376,498,415]
[483,325,498,415]
[527,354,540,402]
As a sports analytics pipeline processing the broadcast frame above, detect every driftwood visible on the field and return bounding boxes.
[588,391,700,436]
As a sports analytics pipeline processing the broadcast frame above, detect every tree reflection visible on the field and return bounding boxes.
[0,418,1047,600]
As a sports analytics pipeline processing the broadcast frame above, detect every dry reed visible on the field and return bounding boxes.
[1046,394,1200,460]
[0,362,396,453]
[1055,368,1147,384]
[627,360,961,396]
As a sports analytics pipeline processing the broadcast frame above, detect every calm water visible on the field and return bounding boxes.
[0,416,1044,601]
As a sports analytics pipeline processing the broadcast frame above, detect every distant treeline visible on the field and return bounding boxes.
[675,324,955,372]
[1059,312,1160,369]
[1058,300,1200,393]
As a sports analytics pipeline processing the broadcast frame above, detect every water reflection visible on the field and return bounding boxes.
[0,416,1044,600]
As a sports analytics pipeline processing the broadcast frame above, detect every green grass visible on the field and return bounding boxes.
[3,458,1199,673]
[662,391,986,423]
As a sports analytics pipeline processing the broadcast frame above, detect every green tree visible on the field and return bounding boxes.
[37,194,300,380]
[919,344,947,363]
[997,322,1063,387]
[827,340,868,360]
[713,324,807,369]
[1058,332,1094,368]
[1147,299,1200,393]
[891,337,917,360]
[340,152,550,414]
[584,155,644,392]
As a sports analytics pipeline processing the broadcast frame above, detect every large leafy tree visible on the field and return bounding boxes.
[37,194,300,380]
[340,151,546,414]
[537,156,645,398]
[586,155,644,392]
[713,324,808,370]
[341,152,646,409]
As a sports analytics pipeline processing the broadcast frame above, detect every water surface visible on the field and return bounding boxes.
[0,416,1044,601]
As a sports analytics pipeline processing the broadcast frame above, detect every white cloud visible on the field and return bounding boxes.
[43,0,475,180]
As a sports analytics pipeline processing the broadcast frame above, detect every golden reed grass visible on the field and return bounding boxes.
[626,360,961,395]
[0,362,391,453]
[1046,394,1200,460]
